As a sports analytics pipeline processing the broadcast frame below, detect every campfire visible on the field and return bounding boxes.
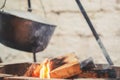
[0,53,120,80]
[24,53,117,79]
[24,53,81,79]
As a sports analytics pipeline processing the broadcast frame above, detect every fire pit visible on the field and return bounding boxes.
[0,53,120,80]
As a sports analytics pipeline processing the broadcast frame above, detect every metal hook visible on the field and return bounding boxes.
[0,0,7,11]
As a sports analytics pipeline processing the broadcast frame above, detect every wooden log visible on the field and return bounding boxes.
[3,63,31,76]
[4,76,67,80]
[50,53,81,78]
[95,69,116,78]
[74,69,116,78]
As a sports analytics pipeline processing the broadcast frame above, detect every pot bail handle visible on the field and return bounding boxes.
[0,0,7,11]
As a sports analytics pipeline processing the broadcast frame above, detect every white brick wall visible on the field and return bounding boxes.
[0,0,120,65]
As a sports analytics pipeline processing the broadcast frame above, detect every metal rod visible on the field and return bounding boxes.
[33,52,37,62]
[28,0,32,12]
[75,0,113,65]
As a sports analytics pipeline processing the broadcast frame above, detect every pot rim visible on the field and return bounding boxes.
[0,9,56,27]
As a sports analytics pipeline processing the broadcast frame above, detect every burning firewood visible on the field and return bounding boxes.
[24,53,81,79]
[24,63,40,77]
[24,53,117,79]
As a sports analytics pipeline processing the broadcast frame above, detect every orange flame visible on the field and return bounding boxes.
[40,59,50,79]
[32,59,51,79]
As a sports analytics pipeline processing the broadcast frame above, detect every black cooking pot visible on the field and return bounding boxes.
[0,10,56,52]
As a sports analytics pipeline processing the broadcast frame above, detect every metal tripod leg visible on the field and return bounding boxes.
[75,0,113,65]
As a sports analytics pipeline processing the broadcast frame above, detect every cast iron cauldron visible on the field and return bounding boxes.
[0,10,56,52]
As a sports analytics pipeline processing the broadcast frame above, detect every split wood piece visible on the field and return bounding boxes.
[50,53,82,78]
[80,57,96,71]
[24,63,40,77]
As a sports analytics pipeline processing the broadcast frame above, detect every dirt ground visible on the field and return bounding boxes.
[0,0,120,66]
